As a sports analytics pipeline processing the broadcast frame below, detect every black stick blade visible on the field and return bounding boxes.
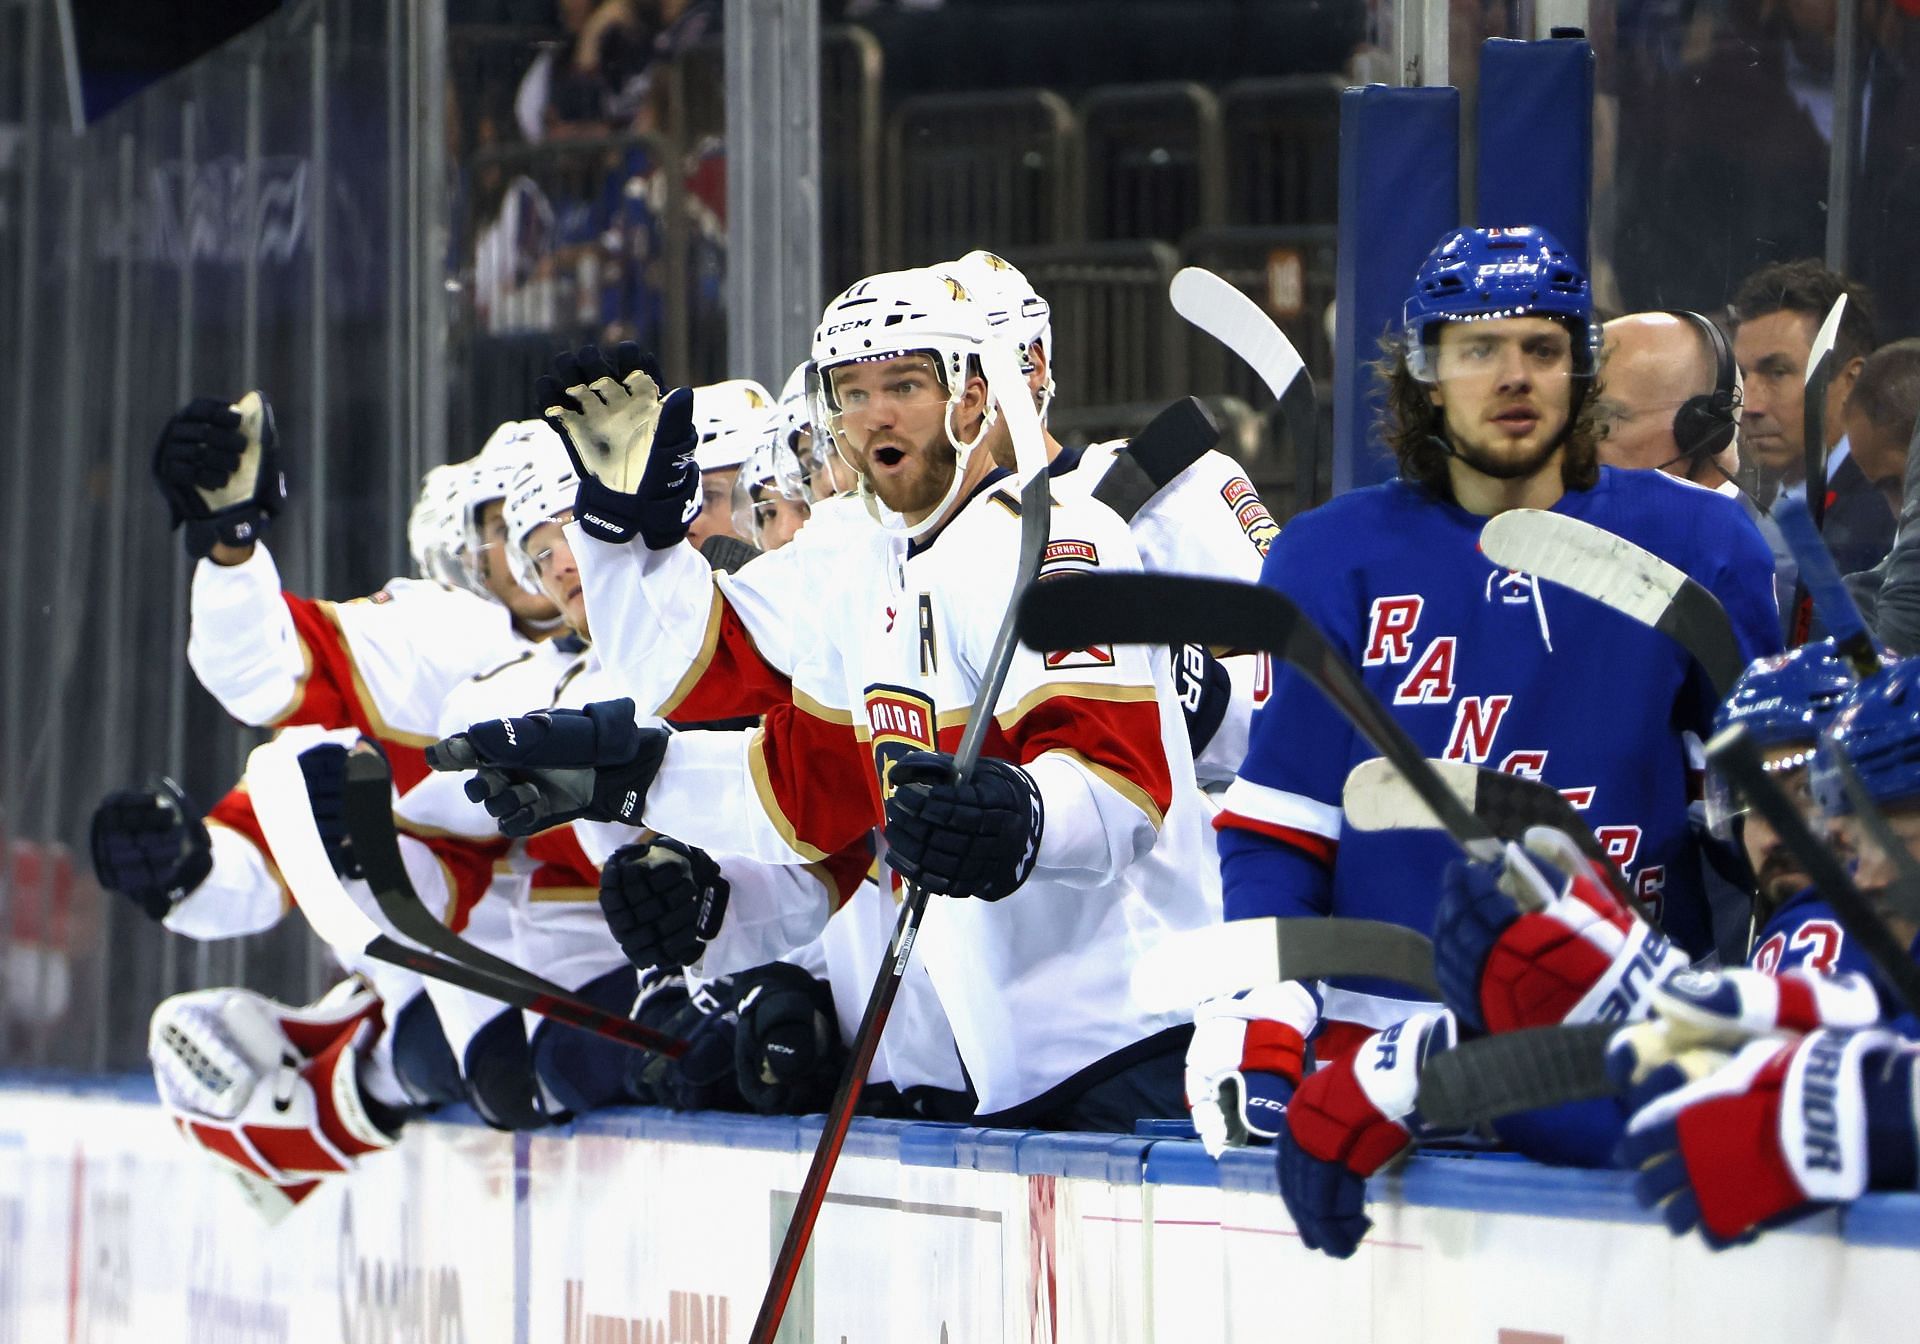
[1417,1023,1618,1130]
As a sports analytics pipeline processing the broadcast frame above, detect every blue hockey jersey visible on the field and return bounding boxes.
[1750,888,1920,1035]
[1220,467,1781,1022]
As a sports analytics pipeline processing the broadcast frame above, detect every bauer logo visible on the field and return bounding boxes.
[865,684,938,801]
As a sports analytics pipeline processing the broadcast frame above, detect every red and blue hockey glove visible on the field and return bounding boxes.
[883,752,1044,901]
[1184,981,1316,1156]
[536,343,698,549]
[90,778,212,922]
[1276,1009,1457,1259]
[151,392,286,558]
[598,837,731,972]
[426,698,670,838]
[1434,826,1684,1035]
[1612,1027,1920,1246]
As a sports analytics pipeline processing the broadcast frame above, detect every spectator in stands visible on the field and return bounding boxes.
[1731,259,1891,607]
[1595,311,1741,490]
[515,0,652,143]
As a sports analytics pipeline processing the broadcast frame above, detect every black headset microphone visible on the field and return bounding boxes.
[1667,308,1740,467]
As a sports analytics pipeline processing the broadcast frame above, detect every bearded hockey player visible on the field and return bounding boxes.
[432,269,1218,1129]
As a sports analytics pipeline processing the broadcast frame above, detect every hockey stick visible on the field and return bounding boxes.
[1090,396,1221,523]
[1708,724,1920,1015]
[340,745,632,1005]
[1132,916,1440,1009]
[1017,573,1505,866]
[1168,267,1319,507]
[1415,1022,1619,1129]
[248,734,688,1056]
[1340,758,1659,926]
[1789,294,1849,643]
[1478,509,1745,696]
[1773,493,1880,677]
[746,344,1052,1344]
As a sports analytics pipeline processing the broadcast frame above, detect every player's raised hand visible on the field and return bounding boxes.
[1183,981,1315,1156]
[1613,1027,1918,1246]
[882,752,1044,901]
[536,343,698,548]
[1275,1009,1458,1259]
[426,698,669,838]
[151,391,286,559]
[597,837,730,972]
[1433,826,1684,1036]
[89,778,212,921]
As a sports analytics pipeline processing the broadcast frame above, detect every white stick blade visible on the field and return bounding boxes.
[1342,756,1479,832]
[1480,509,1685,629]
[246,729,382,953]
[1805,294,1849,388]
[980,343,1048,482]
[1168,267,1305,401]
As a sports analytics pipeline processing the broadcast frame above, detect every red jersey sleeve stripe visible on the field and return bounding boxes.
[990,684,1174,828]
[749,700,875,862]
[657,588,793,723]
[1213,811,1339,866]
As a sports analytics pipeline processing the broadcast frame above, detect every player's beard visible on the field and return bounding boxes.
[865,430,959,519]
[1445,427,1565,482]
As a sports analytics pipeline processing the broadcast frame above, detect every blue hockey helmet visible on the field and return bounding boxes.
[1705,641,1855,838]
[1812,657,1920,817]
[1402,226,1601,384]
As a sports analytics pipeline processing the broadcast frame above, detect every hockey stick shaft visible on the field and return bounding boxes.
[1416,1022,1618,1129]
[1825,750,1920,925]
[251,736,689,1056]
[1773,493,1880,676]
[748,346,1052,1344]
[1790,295,1849,641]
[1708,725,1920,1015]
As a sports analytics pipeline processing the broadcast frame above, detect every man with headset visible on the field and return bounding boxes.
[1594,310,1742,488]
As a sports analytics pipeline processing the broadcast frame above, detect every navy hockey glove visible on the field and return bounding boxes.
[151,392,286,559]
[536,343,698,548]
[597,837,730,972]
[295,742,365,879]
[733,962,843,1116]
[883,752,1044,901]
[626,969,743,1111]
[425,698,669,838]
[89,779,212,921]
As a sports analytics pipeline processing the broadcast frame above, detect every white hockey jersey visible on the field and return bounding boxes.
[573,482,1219,1120]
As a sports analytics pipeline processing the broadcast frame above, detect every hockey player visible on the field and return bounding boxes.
[686,378,774,552]
[1207,227,1782,1154]
[432,269,1218,1129]
[730,425,814,551]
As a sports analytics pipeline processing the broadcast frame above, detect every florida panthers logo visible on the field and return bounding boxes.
[864,684,939,801]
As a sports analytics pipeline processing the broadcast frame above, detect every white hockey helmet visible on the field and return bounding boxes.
[730,421,813,546]
[461,419,566,587]
[408,461,480,592]
[809,267,997,537]
[938,249,1054,418]
[692,379,775,473]
[502,436,581,594]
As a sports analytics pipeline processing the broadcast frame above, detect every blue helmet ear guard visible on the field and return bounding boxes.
[1705,640,1856,839]
[1811,655,1920,818]
[1402,226,1601,384]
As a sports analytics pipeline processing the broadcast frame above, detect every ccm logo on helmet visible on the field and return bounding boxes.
[824,319,873,336]
[1476,261,1543,278]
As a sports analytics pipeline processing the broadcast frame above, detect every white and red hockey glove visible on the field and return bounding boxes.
[1275,1009,1457,1259]
[1613,1027,1920,1246]
[1609,964,1884,1078]
[1183,981,1317,1156]
[1434,827,1685,1035]
[149,979,401,1222]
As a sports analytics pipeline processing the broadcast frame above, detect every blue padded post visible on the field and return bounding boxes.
[1333,85,1460,494]
[1475,36,1595,268]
